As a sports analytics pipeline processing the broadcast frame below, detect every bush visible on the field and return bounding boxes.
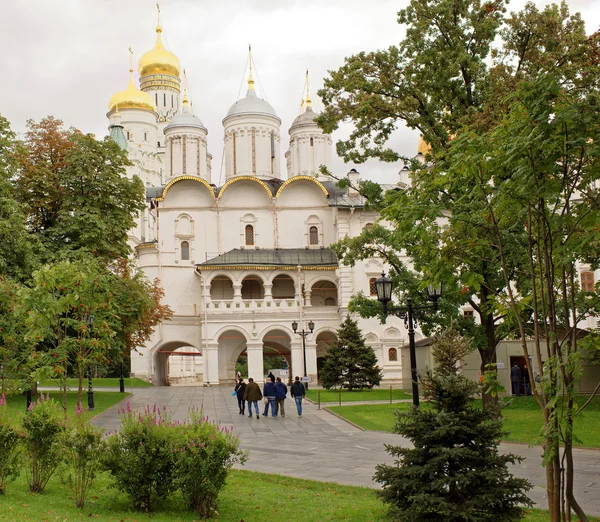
[60,402,105,508]
[173,409,246,518]
[0,393,20,494]
[103,402,177,512]
[21,394,64,493]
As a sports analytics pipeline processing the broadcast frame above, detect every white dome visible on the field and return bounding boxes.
[290,106,319,129]
[224,89,280,122]
[165,105,207,133]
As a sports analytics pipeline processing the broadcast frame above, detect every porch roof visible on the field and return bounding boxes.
[195,248,338,271]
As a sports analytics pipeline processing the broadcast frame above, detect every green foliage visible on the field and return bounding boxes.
[103,402,177,512]
[60,401,105,508]
[321,315,382,390]
[21,394,64,493]
[375,329,532,521]
[173,409,246,518]
[0,393,20,494]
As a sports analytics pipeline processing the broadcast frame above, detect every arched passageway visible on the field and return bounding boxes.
[153,341,202,386]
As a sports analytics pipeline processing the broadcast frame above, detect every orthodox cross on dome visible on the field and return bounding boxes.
[156,3,161,28]
[182,68,189,108]
[248,44,255,91]
[301,69,312,113]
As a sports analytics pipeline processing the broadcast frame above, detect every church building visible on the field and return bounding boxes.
[105,12,414,386]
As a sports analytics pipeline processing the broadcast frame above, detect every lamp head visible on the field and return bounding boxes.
[292,320,298,333]
[308,320,315,333]
[375,271,393,304]
[427,282,442,309]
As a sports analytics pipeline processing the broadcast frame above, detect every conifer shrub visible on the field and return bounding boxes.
[375,329,532,522]
[0,393,20,494]
[60,402,105,508]
[21,394,64,493]
[173,408,246,519]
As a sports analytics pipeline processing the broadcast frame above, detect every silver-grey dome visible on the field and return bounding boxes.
[290,106,319,129]
[165,106,207,133]
[224,89,280,121]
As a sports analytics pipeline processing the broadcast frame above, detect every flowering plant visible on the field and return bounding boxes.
[0,393,20,494]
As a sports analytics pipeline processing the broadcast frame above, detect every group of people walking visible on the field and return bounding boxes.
[234,374,307,418]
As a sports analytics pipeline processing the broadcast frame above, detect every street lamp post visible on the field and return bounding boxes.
[292,320,315,390]
[119,364,125,393]
[83,313,95,411]
[375,272,442,407]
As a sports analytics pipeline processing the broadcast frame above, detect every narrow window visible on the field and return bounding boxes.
[310,137,314,146]
[464,310,474,317]
[181,241,190,260]
[252,129,256,174]
[581,271,595,292]
[163,93,166,106]
[369,278,377,296]
[245,225,254,246]
[309,226,319,245]
[126,131,130,140]
[157,141,161,147]
[233,132,237,175]
[388,348,398,362]
[144,132,147,141]
[171,94,174,108]
[155,93,158,105]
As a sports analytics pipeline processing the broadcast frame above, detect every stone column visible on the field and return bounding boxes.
[233,283,242,303]
[305,339,318,384]
[263,283,273,303]
[246,341,264,383]
[290,339,304,381]
[303,288,312,307]
[205,342,220,385]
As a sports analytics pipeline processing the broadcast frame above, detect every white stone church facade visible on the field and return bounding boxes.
[105,18,415,386]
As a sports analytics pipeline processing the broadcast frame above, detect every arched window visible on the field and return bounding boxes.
[309,226,319,245]
[245,225,254,246]
[388,348,398,362]
[581,271,595,292]
[181,241,190,260]
[369,278,377,296]
[310,137,314,146]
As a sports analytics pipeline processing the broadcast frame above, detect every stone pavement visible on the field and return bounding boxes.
[91,386,600,516]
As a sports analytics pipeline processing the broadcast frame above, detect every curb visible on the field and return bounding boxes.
[322,407,366,431]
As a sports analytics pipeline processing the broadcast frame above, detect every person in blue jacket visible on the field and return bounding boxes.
[262,379,277,418]
[274,377,288,417]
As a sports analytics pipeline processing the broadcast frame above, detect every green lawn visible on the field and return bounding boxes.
[39,377,152,388]
[2,391,130,427]
[329,396,600,447]
[0,467,592,521]
[306,388,411,403]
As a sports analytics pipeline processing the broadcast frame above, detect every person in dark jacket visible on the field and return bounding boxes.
[290,376,306,417]
[267,371,275,382]
[234,378,247,415]
[243,377,262,419]
[263,379,277,418]
[274,377,288,417]
[511,363,522,396]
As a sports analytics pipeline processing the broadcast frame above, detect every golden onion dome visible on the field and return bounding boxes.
[417,135,432,155]
[138,24,180,78]
[109,69,155,112]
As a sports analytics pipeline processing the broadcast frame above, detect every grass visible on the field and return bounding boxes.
[328,396,600,447]
[2,391,130,427]
[0,468,593,521]
[306,387,411,403]
[38,377,152,388]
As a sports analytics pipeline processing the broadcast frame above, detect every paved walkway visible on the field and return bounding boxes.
[91,386,600,516]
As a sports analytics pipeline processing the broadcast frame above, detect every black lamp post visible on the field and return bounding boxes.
[83,313,95,411]
[292,320,315,390]
[119,364,125,393]
[375,272,442,407]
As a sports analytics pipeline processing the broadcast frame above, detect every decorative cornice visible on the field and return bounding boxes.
[275,175,329,198]
[156,175,216,202]
[196,265,338,272]
[217,176,273,199]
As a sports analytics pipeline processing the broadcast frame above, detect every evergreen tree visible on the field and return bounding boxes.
[375,329,532,522]
[321,315,382,390]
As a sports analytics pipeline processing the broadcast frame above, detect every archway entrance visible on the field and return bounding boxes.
[263,328,292,384]
[153,342,202,386]
[316,331,337,383]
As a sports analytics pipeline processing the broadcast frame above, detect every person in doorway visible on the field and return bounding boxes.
[263,379,277,418]
[244,377,262,419]
[274,377,288,417]
[511,363,522,396]
[523,365,532,396]
[267,371,275,382]
[290,376,306,417]
[234,378,246,415]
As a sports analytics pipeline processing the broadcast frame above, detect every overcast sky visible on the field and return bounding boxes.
[1,0,598,185]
